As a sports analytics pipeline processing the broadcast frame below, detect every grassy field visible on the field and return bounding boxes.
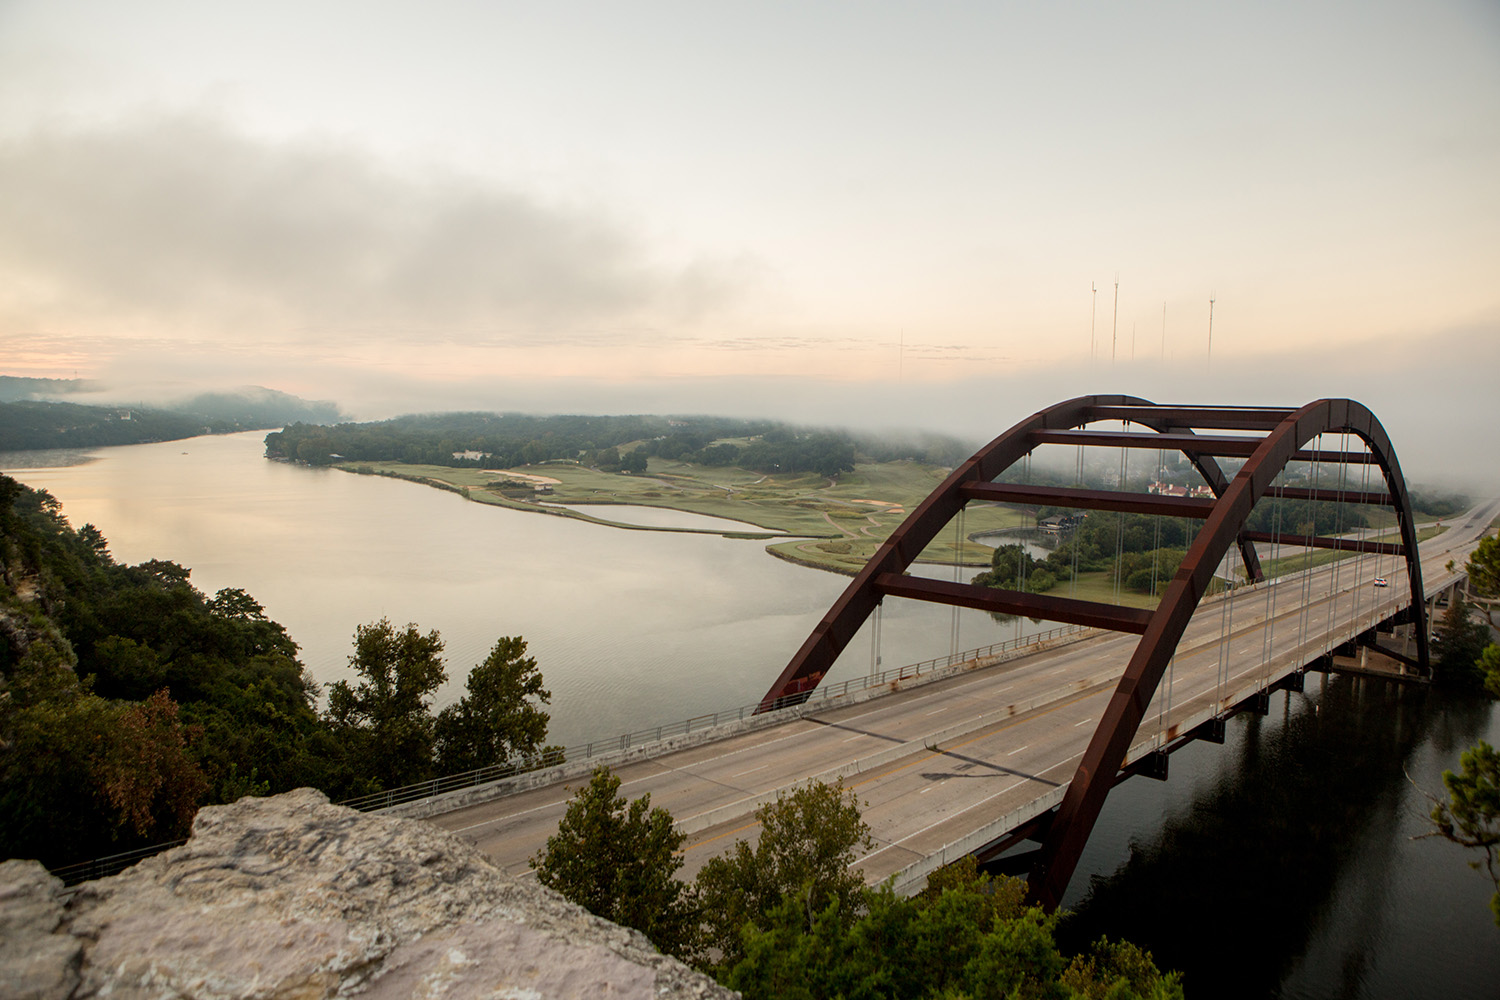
[338,455,1034,571]
[338,455,1453,584]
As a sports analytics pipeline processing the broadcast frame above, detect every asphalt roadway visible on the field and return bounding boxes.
[429,500,1499,894]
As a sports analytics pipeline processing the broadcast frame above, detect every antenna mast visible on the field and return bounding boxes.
[1111,274,1119,366]
[1207,294,1216,373]
[1090,283,1097,365]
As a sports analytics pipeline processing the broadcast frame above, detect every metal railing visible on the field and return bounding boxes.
[50,838,189,887]
[46,624,1088,883]
[336,624,1088,812]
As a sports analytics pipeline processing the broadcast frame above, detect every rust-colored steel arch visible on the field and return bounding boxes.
[1028,398,1426,908]
[759,394,1272,711]
[758,395,1427,908]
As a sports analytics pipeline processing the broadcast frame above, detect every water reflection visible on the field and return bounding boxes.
[1056,677,1499,1000]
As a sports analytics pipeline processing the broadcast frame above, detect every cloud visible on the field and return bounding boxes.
[0,114,740,339]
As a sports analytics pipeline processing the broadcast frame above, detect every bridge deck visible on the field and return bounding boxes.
[428,504,1495,895]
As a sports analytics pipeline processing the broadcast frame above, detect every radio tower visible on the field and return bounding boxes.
[1090,283,1097,364]
[1207,294,1216,373]
[1111,275,1119,366]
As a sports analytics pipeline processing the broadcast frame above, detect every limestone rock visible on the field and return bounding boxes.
[1,789,736,1000]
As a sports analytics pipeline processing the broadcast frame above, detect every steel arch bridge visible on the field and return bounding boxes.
[758,395,1428,909]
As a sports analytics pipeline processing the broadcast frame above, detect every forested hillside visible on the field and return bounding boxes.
[0,387,343,451]
[266,412,971,478]
[0,475,551,868]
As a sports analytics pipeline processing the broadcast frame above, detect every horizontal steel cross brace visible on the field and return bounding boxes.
[1240,531,1404,555]
[873,573,1154,634]
[959,482,1217,518]
[1086,405,1296,431]
[1289,450,1378,465]
[1030,430,1267,456]
[1265,486,1393,506]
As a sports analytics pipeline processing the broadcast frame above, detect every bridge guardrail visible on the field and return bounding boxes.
[336,623,1089,813]
[47,625,1087,884]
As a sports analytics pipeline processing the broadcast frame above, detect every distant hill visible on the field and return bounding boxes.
[168,386,343,428]
[0,375,101,402]
[0,385,345,451]
[0,401,210,451]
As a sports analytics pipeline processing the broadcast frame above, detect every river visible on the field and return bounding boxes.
[0,431,1044,748]
[4,431,1496,998]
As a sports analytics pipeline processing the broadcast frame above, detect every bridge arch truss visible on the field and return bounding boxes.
[759,395,1427,908]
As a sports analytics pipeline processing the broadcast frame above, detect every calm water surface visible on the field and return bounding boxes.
[1,432,1035,747]
[1058,678,1499,1000]
[5,432,1496,997]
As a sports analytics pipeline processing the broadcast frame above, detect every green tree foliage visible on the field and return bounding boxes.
[530,766,698,961]
[1,475,556,867]
[434,636,556,773]
[0,392,338,451]
[0,621,210,864]
[695,778,874,973]
[620,448,648,474]
[1432,595,1493,691]
[1245,495,1367,538]
[1425,740,1500,926]
[324,619,447,789]
[725,858,1183,1000]
[1466,535,1500,626]
[1480,644,1500,700]
[267,413,861,479]
[267,413,775,470]
[972,544,1055,594]
[1115,548,1187,596]
[1,475,326,860]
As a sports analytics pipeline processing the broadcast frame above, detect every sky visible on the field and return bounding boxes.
[0,1,1496,488]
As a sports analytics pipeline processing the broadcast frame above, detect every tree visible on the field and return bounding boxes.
[324,619,447,788]
[972,544,1038,590]
[1432,595,1492,690]
[1424,740,1500,926]
[97,689,209,839]
[1481,644,1500,700]
[725,860,1183,1000]
[530,766,697,960]
[434,636,556,773]
[1467,535,1500,626]
[695,778,873,973]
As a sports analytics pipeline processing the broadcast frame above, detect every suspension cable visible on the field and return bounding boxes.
[1296,437,1320,660]
[1260,469,1283,691]
[1151,447,1164,599]
[951,503,964,658]
[1017,450,1032,642]
[1070,443,1084,600]
[1216,527,1239,711]
[1325,431,1350,640]
[1112,422,1130,603]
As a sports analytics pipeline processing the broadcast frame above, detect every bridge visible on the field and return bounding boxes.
[420,397,1495,908]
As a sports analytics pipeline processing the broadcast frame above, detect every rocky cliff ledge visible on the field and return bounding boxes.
[1,789,736,999]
